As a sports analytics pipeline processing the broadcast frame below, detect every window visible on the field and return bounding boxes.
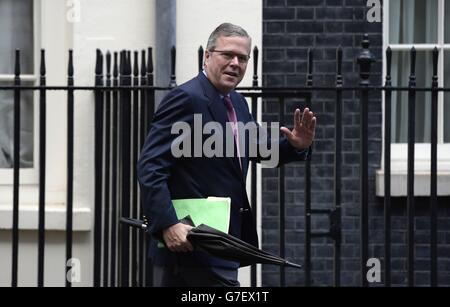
[0,0,92,230]
[388,0,450,143]
[0,0,34,169]
[445,50,450,142]
[378,0,450,196]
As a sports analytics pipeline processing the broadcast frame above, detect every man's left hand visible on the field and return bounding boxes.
[280,108,316,150]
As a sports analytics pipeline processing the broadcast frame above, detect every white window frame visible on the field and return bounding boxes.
[377,0,450,196]
[0,0,40,185]
[0,0,91,231]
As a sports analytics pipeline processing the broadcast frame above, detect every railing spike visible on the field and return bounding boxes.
[106,51,111,77]
[336,46,343,86]
[126,50,132,75]
[40,49,46,76]
[307,48,313,75]
[306,48,313,86]
[357,34,375,86]
[95,49,102,76]
[386,46,392,81]
[141,50,147,76]
[113,52,119,78]
[432,47,439,78]
[133,51,139,77]
[169,46,177,87]
[198,46,204,73]
[15,49,21,77]
[253,46,259,87]
[147,47,153,73]
[119,50,125,75]
[68,49,74,77]
[410,47,416,76]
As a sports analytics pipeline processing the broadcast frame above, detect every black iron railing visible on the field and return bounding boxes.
[2,34,449,287]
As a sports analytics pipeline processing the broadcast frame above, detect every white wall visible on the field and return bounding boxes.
[0,0,156,287]
[1,0,263,287]
[72,0,156,210]
[0,230,91,287]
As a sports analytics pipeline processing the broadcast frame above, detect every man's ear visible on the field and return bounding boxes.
[204,51,209,68]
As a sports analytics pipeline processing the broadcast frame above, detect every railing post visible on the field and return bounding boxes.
[333,46,343,287]
[103,51,112,287]
[407,47,417,287]
[278,95,285,287]
[110,51,119,287]
[145,47,155,287]
[356,34,375,287]
[120,50,132,287]
[12,49,21,288]
[93,49,103,287]
[169,46,177,88]
[250,46,258,287]
[430,47,439,287]
[384,46,392,287]
[304,48,313,287]
[140,50,147,149]
[66,49,75,288]
[38,49,47,287]
[131,50,140,287]
[139,49,148,287]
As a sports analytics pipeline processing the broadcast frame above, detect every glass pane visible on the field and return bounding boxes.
[389,0,438,44]
[446,0,450,43]
[391,51,433,143]
[0,0,34,74]
[0,82,34,168]
[445,52,450,142]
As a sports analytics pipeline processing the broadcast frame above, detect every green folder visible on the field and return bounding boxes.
[158,197,231,248]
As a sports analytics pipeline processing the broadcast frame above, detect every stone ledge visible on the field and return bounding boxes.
[0,204,92,231]
[376,170,450,197]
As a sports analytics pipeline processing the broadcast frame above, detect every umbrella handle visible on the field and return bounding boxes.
[285,261,302,269]
[119,217,148,231]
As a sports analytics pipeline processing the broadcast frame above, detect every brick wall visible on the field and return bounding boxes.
[261,0,450,286]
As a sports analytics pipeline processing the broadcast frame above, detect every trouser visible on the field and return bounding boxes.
[153,264,240,287]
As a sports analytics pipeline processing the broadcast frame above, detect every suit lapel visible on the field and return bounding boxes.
[198,73,244,179]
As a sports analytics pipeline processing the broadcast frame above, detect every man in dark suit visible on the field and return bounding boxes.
[137,23,316,286]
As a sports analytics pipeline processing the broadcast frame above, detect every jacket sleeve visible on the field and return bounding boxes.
[278,138,311,165]
[236,94,311,166]
[137,88,194,237]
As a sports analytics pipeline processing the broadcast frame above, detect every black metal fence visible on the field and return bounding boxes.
[2,34,448,287]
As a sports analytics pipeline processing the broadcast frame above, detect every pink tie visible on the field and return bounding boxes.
[223,96,242,170]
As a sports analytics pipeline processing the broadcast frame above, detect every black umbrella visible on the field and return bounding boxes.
[119,215,302,269]
[187,223,302,269]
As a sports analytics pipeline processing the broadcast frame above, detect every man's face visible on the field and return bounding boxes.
[204,36,251,95]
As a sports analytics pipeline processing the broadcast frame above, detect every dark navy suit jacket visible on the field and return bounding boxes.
[137,72,309,269]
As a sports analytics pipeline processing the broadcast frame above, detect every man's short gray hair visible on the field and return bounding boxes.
[206,23,251,51]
